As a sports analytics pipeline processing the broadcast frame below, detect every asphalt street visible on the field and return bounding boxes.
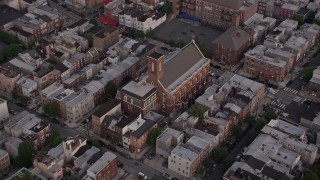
[205,133,248,180]
[100,147,162,180]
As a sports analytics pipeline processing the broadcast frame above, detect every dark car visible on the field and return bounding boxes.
[117,161,123,167]
[147,152,156,160]
[106,144,117,152]
[213,65,222,69]
[97,140,107,147]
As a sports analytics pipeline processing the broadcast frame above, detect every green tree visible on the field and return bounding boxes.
[263,108,277,121]
[303,66,317,80]
[231,125,243,139]
[198,43,209,57]
[246,129,258,145]
[255,117,267,131]
[212,147,228,162]
[203,158,213,169]
[146,28,155,38]
[188,104,206,121]
[314,19,320,26]
[14,142,36,168]
[12,90,19,99]
[162,0,172,14]
[17,95,31,106]
[105,81,117,99]
[43,103,60,117]
[245,115,256,127]
[90,18,99,26]
[91,139,102,149]
[133,30,145,39]
[45,129,63,148]
[0,30,21,44]
[147,128,162,146]
[85,33,93,47]
[300,172,318,180]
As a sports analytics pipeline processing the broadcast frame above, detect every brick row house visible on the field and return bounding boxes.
[173,0,258,30]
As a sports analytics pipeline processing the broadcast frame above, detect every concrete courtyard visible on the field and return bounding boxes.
[153,18,224,55]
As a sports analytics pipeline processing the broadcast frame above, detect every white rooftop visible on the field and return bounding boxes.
[171,144,198,162]
[16,76,37,89]
[122,78,155,98]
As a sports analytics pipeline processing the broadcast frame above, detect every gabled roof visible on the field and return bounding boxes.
[159,41,207,90]
[212,26,250,50]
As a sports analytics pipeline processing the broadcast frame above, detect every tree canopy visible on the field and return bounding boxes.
[263,108,277,121]
[147,128,163,146]
[212,147,228,162]
[188,104,206,121]
[103,81,117,101]
[245,115,256,127]
[300,172,318,180]
[303,66,317,80]
[43,103,60,117]
[231,125,243,138]
[91,139,102,149]
[14,142,36,168]
[45,129,63,148]
[162,0,172,14]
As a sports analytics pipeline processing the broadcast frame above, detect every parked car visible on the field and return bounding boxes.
[162,173,172,180]
[147,152,156,160]
[138,172,147,179]
[106,144,117,152]
[97,140,107,147]
[117,161,123,167]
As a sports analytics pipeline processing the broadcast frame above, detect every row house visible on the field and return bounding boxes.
[64,90,95,124]
[83,80,105,105]
[119,8,166,33]
[242,13,276,45]
[0,149,10,172]
[12,8,64,40]
[66,19,93,34]
[54,63,71,82]
[196,72,265,123]
[244,45,295,82]
[212,27,251,66]
[91,99,121,135]
[122,114,158,152]
[33,155,63,180]
[93,26,120,51]
[15,76,38,98]
[0,98,9,124]
[168,129,217,178]
[62,74,87,89]
[117,80,157,116]
[84,152,118,180]
[309,66,320,96]
[4,111,51,149]
[33,66,55,89]
[67,48,99,73]
[174,0,258,30]
[146,41,210,115]
[224,119,318,180]
[0,63,23,93]
[156,128,184,158]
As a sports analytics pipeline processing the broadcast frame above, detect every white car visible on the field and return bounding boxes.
[138,172,148,179]
[268,88,276,95]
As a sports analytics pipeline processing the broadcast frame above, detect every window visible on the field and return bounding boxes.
[152,62,154,72]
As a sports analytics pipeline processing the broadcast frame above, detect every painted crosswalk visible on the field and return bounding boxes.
[293,96,304,102]
[77,125,88,134]
[283,87,298,94]
[271,100,286,109]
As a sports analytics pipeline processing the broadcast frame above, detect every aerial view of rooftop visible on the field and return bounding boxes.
[0,0,320,179]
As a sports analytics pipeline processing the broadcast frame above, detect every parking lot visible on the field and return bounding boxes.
[154,18,223,55]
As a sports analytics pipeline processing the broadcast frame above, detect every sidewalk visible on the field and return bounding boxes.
[144,156,197,180]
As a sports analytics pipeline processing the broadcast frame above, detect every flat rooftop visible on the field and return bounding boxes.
[0,5,24,26]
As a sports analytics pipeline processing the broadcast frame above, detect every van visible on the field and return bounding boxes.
[138,172,147,179]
